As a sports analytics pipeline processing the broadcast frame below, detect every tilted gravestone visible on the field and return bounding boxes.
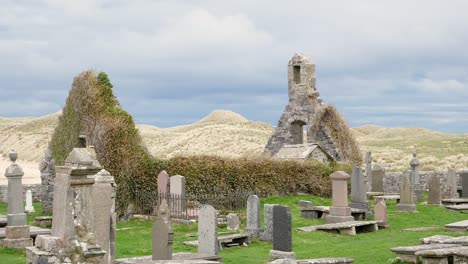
[269,205,296,261]
[246,195,263,236]
[350,167,369,215]
[325,171,354,223]
[198,204,218,256]
[260,204,277,241]
[226,213,240,231]
[375,199,389,228]
[371,165,385,193]
[397,171,416,212]
[427,174,441,205]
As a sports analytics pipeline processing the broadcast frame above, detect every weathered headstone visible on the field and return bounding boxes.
[447,169,459,199]
[3,150,33,248]
[461,170,468,198]
[410,151,423,200]
[269,205,296,261]
[427,174,441,205]
[325,171,354,223]
[371,165,385,193]
[260,204,277,241]
[158,170,170,198]
[152,200,173,260]
[397,171,416,212]
[365,151,373,192]
[25,189,35,214]
[170,175,186,218]
[198,204,218,256]
[350,167,369,215]
[226,213,240,231]
[246,195,263,236]
[375,199,389,228]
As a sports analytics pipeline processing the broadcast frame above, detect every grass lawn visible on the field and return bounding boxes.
[1,195,468,264]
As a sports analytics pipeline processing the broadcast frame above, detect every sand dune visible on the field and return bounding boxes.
[1,110,467,185]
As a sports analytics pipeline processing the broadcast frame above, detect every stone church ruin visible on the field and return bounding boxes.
[265,53,361,165]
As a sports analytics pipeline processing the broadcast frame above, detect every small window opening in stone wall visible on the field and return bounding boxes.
[290,120,307,144]
[303,125,309,144]
[293,66,301,84]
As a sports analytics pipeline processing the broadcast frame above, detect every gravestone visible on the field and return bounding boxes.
[397,171,416,212]
[3,150,33,248]
[270,205,296,261]
[427,174,441,205]
[170,175,186,218]
[25,189,35,214]
[447,169,459,199]
[152,200,173,260]
[260,204,277,241]
[198,204,218,256]
[371,165,385,193]
[226,213,240,231]
[246,195,263,236]
[365,151,373,192]
[325,171,354,223]
[158,170,170,199]
[349,167,369,215]
[410,151,423,200]
[375,199,388,228]
[461,170,468,198]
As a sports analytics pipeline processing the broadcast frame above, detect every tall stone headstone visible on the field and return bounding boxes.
[427,174,441,205]
[375,199,389,228]
[3,150,33,248]
[152,200,173,260]
[260,204,277,241]
[170,175,186,218]
[158,170,170,198]
[350,167,369,214]
[246,195,263,236]
[198,204,218,256]
[410,151,423,200]
[269,205,296,261]
[371,165,385,193]
[447,169,459,199]
[25,189,35,214]
[325,171,354,223]
[397,171,416,212]
[460,170,468,198]
[365,151,373,192]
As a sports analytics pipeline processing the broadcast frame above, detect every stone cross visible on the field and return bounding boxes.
[226,213,240,231]
[325,171,354,223]
[25,189,35,213]
[246,195,263,236]
[447,169,459,199]
[198,204,218,255]
[152,200,173,260]
[169,175,186,218]
[460,169,468,198]
[269,205,296,261]
[260,204,277,241]
[371,165,385,193]
[375,199,389,229]
[397,171,416,212]
[365,151,373,191]
[350,167,369,214]
[3,150,32,248]
[427,174,441,205]
[410,151,423,200]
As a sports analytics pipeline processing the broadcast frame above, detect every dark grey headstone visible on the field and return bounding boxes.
[371,165,384,193]
[461,172,468,198]
[272,205,292,252]
[427,174,441,205]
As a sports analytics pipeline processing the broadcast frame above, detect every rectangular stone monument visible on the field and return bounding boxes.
[246,195,263,236]
[375,199,389,229]
[269,205,296,261]
[260,204,277,241]
[397,171,416,212]
[226,213,240,231]
[325,171,354,223]
[158,170,170,199]
[350,167,369,214]
[371,165,385,193]
[152,217,173,260]
[447,169,459,199]
[427,174,441,205]
[461,170,468,198]
[198,204,218,256]
[170,175,186,218]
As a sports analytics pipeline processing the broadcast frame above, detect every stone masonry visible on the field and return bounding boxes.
[264,53,345,161]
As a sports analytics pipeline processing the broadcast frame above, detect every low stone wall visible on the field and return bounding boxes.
[0,184,42,203]
[383,171,462,197]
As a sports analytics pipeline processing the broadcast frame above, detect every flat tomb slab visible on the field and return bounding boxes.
[300,206,366,220]
[183,234,249,248]
[441,198,468,205]
[390,244,461,263]
[0,226,51,239]
[298,221,378,235]
[366,192,384,199]
[116,253,221,263]
[422,235,468,245]
[445,220,468,232]
[416,246,468,257]
[445,204,468,211]
[297,258,354,263]
[373,195,400,201]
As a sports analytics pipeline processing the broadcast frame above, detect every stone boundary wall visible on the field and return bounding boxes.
[384,171,462,197]
[0,184,42,203]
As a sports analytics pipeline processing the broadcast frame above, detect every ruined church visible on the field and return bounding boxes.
[265,53,361,165]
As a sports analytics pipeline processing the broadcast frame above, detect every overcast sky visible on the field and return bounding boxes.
[1,1,468,133]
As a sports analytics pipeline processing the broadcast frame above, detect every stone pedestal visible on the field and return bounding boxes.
[2,225,33,248]
[325,171,354,223]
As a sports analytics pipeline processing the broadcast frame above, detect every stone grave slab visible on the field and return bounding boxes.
[445,220,468,232]
[300,206,366,221]
[366,192,384,199]
[373,195,400,203]
[402,226,439,232]
[422,235,468,245]
[441,198,468,205]
[296,259,354,264]
[115,252,222,264]
[390,244,461,263]
[297,221,378,235]
[444,204,468,211]
[183,234,249,249]
[416,246,468,263]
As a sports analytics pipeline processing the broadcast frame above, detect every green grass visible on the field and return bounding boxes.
[2,195,468,264]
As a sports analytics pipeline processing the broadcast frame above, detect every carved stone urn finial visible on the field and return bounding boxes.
[9,149,18,163]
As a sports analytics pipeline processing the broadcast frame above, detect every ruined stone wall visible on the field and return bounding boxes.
[39,147,56,214]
